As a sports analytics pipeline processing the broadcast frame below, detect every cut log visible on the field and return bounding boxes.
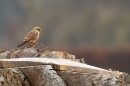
[0,47,130,86]
[0,58,129,86]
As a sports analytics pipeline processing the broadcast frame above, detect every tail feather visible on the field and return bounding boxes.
[17,41,28,47]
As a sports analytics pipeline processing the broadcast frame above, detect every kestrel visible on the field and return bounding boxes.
[17,27,41,47]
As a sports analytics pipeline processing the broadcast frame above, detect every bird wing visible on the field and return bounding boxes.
[23,30,38,41]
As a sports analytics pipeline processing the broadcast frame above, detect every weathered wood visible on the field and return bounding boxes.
[0,63,129,86]
[0,47,130,86]
[0,65,67,86]
[19,65,67,86]
[0,58,125,78]
[53,65,67,71]
[58,71,125,86]
[0,68,30,86]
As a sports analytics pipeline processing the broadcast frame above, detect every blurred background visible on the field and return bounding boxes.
[0,0,130,73]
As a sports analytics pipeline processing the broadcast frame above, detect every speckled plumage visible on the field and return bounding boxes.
[17,27,41,47]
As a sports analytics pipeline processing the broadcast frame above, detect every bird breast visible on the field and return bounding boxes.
[35,30,40,41]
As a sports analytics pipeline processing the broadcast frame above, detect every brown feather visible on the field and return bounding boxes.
[17,27,41,48]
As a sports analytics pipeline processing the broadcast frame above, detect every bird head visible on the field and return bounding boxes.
[33,27,41,32]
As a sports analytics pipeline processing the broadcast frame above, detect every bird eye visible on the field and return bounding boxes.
[38,28,40,31]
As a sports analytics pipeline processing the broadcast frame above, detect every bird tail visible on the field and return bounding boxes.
[17,41,28,48]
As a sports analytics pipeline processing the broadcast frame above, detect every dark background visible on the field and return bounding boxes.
[0,0,130,73]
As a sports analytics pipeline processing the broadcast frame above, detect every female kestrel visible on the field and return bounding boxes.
[17,27,41,47]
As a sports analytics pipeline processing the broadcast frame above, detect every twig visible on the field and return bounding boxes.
[9,48,20,58]
[0,44,8,50]
[36,43,51,51]
[36,43,46,47]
